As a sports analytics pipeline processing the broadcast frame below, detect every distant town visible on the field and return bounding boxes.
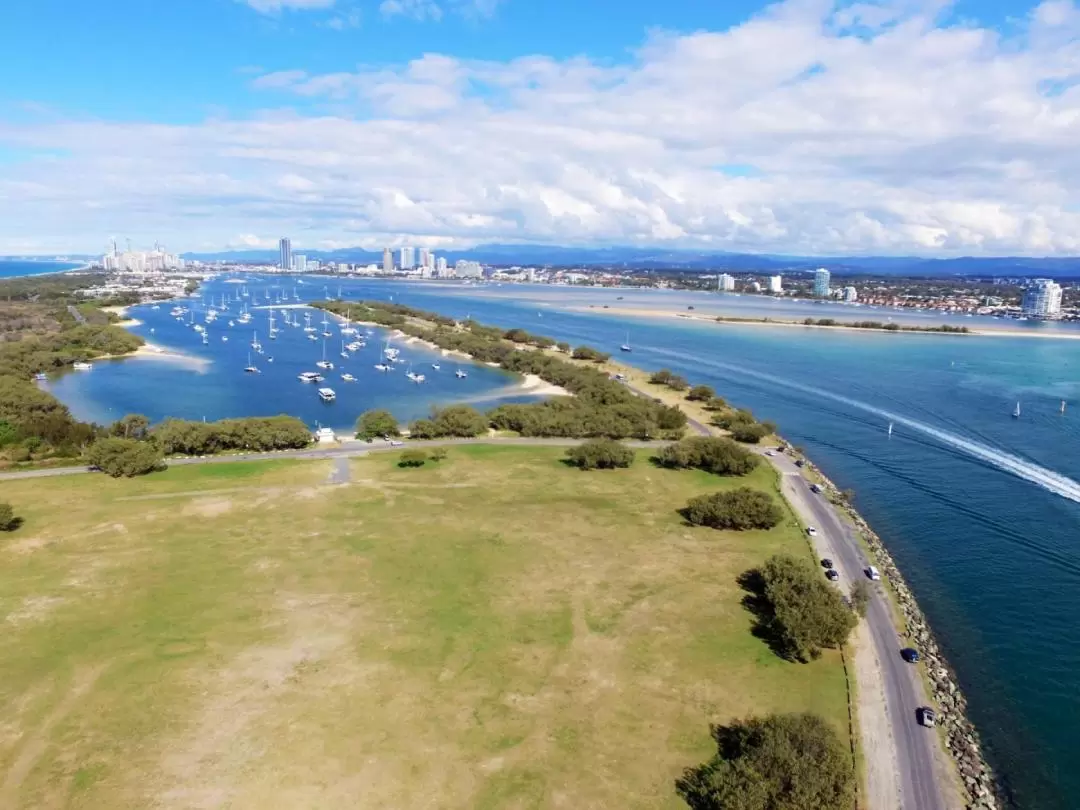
[74,237,1075,321]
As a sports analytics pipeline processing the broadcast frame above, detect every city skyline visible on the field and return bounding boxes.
[2,1,1079,257]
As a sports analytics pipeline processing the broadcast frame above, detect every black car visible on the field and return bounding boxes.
[810,483,822,494]
[821,558,834,568]
[900,647,921,664]
[795,459,805,468]
[917,707,937,728]
[826,569,840,581]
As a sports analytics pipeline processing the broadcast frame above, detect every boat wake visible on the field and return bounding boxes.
[662,354,1080,506]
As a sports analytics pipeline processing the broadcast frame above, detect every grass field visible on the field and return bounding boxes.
[0,446,847,809]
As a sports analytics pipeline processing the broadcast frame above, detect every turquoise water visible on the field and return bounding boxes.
[0,259,84,279]
[49,275,1080,808]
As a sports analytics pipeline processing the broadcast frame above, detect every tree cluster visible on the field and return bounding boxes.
[649,368,690,391]
[571,346,610,362]
[657,437,759,476]
[683,488,782,530]
[153,416,312,456]
[710,406,776,444]
[565,438,635,470]
[759,554,858,661]
[87,437,164,477]
[355,409,400,439]
[676,713,854,810]
[408,405,488,438]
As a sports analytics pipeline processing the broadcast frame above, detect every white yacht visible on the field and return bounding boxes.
[316,339,335,370]
[73,362,93,371]
[298,371,322,383]
[341,373,357,382]
[318,387,336,402]
[244,353,259,374]
[374,363,390,372]
[431,362,441,370]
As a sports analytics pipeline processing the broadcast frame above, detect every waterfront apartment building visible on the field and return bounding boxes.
[455,260,483,279]
[382,247,393,274]
[293,254,307,273]
[436,256,448,275]
[278,238,291,270]
[1022,278,1063,319]
[768,275,783,293]
[843,286,858,303]
[717,273,735,291]
[399,246,415,270]
[813,268,831,298]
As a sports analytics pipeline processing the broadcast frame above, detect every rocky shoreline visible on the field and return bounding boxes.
[799,457,1003,810]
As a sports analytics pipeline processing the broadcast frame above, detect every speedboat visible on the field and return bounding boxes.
[341,373,357,382]
[431,363,441,370]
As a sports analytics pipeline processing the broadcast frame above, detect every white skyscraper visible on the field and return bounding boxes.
[382,247,394,274]
[843,286,858,303]
[1022,279,1063,319]
[717,273,735,291]
[399,246,415,270]
[436,256,448,275]
[813,268,831,298]
[768,275,783,293]
[293,254,307,273]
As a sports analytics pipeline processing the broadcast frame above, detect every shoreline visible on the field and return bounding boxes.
[576,305,1080,340]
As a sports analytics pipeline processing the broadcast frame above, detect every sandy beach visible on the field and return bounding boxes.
[520,373,571,397]
[573,305,1080,340]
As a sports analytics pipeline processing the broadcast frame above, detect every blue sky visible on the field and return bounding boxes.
[1,0,1079,255]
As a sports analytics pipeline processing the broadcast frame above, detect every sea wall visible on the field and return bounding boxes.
[799,457,1002,810]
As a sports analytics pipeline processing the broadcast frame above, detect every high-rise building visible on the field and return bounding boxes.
[768,275,783,293]
[1022,279,1063,319]
[399,246,415,270]
[279,238,292,270]
[455,259,483,278]
[293,254,307,273]
[436,256,448,275]
[418,247,431,269]
[382,247,393,274]
[717,273,735,291]
[813,268,831,298]
[843,286,858,303]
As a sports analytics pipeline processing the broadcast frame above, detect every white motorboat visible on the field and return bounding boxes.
[298,371,321,383]
[318,387,336,402]
[431,363,441,370]
[73,362,93,371]
[374,363,390,372]
[455,368,468,378]
[341,373,357,382]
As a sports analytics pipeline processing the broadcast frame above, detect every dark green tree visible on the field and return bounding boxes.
[676,713,854,810]
[686,384,716,401]
[398,449,428,467]
[0,502,18,531]
[431,405,488,437]
[850,580,871,617]
[407,418,439,439]
[760,554,858,661]
[110,413,151,440]
[658,437,759,476]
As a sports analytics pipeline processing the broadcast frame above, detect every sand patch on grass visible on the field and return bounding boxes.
[5,595,65,625]
[182,498,234,518]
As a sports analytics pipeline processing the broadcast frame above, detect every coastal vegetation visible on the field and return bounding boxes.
[318,299,687,440]
[650,368,691,391]
[398,448,430,467]
[676,713,854,810]
[0,446,846,808]
[151,416,312,456]
[564,437,635,469]
[683,488,783,530]
[407,405,488,438]
[355,408,401,440]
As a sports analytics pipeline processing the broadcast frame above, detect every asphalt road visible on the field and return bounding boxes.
[769,451,951,810]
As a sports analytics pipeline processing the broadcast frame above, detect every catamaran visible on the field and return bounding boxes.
[298,371,322,383]
[340,308,357,335]
[318,387,336,402]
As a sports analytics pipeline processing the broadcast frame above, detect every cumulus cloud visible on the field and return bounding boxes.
[3,0,1080,254]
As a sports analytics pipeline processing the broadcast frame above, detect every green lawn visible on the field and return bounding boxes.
[0,446,847,809]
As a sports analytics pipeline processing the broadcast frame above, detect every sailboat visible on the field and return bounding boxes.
[887,422,893,436]
[455,366,468,378]
[620,331,632,352]
[269,311,278,339]
[321,315,333,338]
[251,331,262,353]
[340,339,350,359]
[303,312,316,333]
[316,338,335,370]
[1061,400,1067,414]
[244,353,260,374]
[1012,401,1021,419]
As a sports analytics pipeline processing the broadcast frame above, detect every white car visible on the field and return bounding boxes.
[806,526,818,537]
[764,450,775,456]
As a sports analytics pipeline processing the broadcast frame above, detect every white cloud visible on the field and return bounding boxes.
[3,0,1080,255]
[379,0,443,21]
[240,0,337,13]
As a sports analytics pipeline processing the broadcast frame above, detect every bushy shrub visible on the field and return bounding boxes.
[686,384,715,401]
[565,438,635,470]
[407,418,438,439]
[683,487,782,530]
[432,405,488,437]
[155,416,311,455]
[657,437,759,476]
[87,437,164,477]
[0,502,18,531]
[572,346,610,362]
[398,449,428,467]
[730,422,771,443]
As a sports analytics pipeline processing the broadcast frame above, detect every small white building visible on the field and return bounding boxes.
[843,286,858,303]
[768,275,783,293]
[314,426,337,444]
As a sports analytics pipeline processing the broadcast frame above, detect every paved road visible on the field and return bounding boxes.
[67,304,87,324]
[769,451,951,810]
[0,437,669,481]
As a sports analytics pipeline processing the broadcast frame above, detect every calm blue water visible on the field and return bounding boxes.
[0,259,84,279]
[50,275,1080,808]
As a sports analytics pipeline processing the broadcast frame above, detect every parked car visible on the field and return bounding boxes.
[810,483,822,494]
[795,459,805,468]
[917,707,937,728]
[826,569,840,581]
[901,647,921,664]
[821,558,834,568]
[865,565,881,581]
[806,526,818,537]
[764,450,775,456]
[388,440,404,447]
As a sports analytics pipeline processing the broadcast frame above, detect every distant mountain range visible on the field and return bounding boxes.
[178,244,1080,277]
